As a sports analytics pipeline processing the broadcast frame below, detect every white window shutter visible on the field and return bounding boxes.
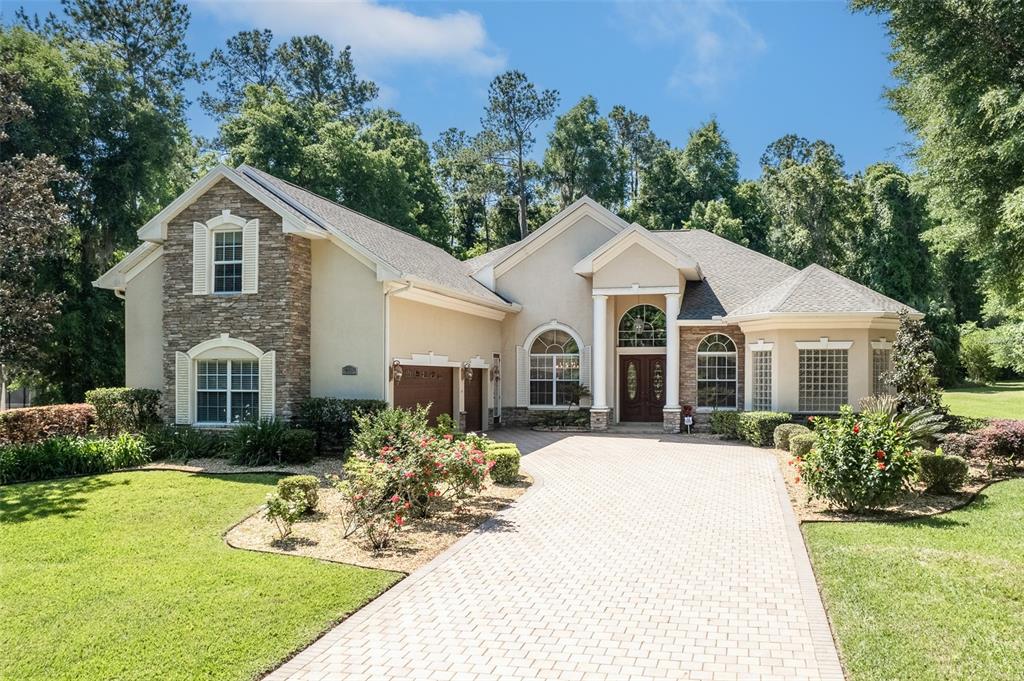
[175,352,191,424]
[242,218,259,293]
[192,222,208,295]
[515,345,529,407]
[259,351,275,420]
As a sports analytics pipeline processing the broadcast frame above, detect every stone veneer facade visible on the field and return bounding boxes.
[161,179,311,421]
[679,325,746,412]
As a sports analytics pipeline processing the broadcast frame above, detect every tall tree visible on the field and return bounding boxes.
[681,119,739,205]
[200,29,280,119]
[543,95,622,209]
[760,135,858,270]
[635,148,694,230]
[480,70,558,240]
[0,73,74,409]
[853,0,1024,309]
[731,180,770,252]
[608,105,664,211]
[685,199,747,245]
[433,128,505,253]
[275,35,378,119]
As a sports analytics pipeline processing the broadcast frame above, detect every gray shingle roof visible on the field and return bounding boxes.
[725,263,918,318]
[463,241,520,273]
[652,230,798,319]
[238,166,510,307]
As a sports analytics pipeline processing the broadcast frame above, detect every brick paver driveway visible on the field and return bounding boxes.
[268,431,843,681]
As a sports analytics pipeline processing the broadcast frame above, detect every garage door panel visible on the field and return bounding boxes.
[394,366,453,426]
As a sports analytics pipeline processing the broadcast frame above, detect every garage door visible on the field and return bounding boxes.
[394,366,454,426]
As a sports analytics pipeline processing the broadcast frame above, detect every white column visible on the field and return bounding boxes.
[664,293,681,409]
[591,295,609,409]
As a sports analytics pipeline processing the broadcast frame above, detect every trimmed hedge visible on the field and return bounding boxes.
[975,419,1024,465]
[774,423,811,451]
[486,442,521,484]
[789,433,818,457]
[296,398,387,455]
[0,433,151,485]
[710,411,741,439]
[917,451,969,494]
[85,387,162,435]
[0,404,96,445]
[738,412,793,447]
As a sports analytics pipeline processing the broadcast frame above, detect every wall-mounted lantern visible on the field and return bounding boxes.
[391,359,404,383]
[462,361,474,381]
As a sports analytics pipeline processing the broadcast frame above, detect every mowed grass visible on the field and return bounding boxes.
[0,471,401,681]
[804,479,1024,681]
[943,380,1024,420]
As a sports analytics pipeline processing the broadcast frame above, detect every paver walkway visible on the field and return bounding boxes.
[267,431,843,681]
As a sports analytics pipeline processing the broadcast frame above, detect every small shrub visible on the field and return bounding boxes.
[738,412,792,447]
[0,404,96,445]
[277,474,319,513]
[296,397,387,455]
[858,394,898,416]
[789,433,817,458]
[264,493,304,540]
[145,425,224,462]
[488,444,521,484]
[330,456,407,549]
[917,448,969,494]
[774,423,810,451]
[797,406,917,511]
[945,414,989,434]
[710,411,741,439]
[0,433,151,485]
[940,432,979,460]
[351,405,431,458]
[229,420,313,466]
[433,413,459,438]
[85,388,162,435]
[975,419,1024,465]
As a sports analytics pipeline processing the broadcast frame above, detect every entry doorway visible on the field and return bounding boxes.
[619,354,666,421]
[463,369,483,432]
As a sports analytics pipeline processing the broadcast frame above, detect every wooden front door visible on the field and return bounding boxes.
[394,366,453,426]
[619,355,667,422]
[463,370,483,432]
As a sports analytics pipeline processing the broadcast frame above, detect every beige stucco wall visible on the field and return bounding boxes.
[496,214,616,407]
[124,255,164,389]
[593,244,679,289]
[309,240,385,399]
[742,322,900,413]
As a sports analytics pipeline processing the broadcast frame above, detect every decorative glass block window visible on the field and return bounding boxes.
[213,231,243,293]
[697,334,737,408]
[196,359,259,423]
[872,348,893,395]
[529,330,580,406]
[618,305,667,347]
[798,349,848,412]
[751,350,772,411]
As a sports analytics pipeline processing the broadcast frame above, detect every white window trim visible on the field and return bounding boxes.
[193,210,258,296]
[795,337,854,350]
[696,333,738,411]
[176,334,274,425]
[750,348,773,412]
[797,347,850,412]
[617,304,668,348]
[871,337,893,350]
[194,359,259,426]
[212,230,244,294]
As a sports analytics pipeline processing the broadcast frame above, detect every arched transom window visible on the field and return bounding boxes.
[529,330,580,406]
[618,305,667,347]
[697,333,737,409]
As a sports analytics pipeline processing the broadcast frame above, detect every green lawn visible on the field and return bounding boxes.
[943,380,1024,420]
[804,479,1024,681]
[0,471,401,681]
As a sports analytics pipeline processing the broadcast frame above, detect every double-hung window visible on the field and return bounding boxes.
[529,330,580,406]
[213,231,243,293]
[196,359,259,424]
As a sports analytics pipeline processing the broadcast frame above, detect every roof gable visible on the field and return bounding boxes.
[573,223,701,279]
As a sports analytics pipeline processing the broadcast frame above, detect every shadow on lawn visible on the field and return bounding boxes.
[0,475,122,524]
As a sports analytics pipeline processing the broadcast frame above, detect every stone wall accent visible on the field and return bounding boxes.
[161,178,311,421]
[662,408,681,434]
[590,408,610,431]
[500,407,531,427]
[679,325,746,412]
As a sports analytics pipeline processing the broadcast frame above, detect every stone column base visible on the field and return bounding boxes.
[663,407,682,433]
[590,408,611,431]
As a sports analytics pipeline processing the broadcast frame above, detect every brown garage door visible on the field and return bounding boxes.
[394,366,454,426]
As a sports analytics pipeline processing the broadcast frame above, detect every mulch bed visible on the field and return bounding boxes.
[225,475,532,573]
[772,447,1021,522]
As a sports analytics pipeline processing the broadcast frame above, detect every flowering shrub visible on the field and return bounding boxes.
[264,493,305,540]
[0,404,96,445]
[917,448,969,494]
[329,456,408,549]
[738,412,793,447]
[85,388,161,435]
[797,406,917,511]
[975,420,1024,465]
[774,423,810,451]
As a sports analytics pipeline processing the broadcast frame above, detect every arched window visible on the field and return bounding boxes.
[697,333,737,409]
[529,329,580,406]
[618,305,667,347]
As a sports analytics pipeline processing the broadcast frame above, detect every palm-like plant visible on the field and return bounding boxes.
[860,395,946,448]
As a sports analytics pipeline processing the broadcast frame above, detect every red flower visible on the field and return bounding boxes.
[807,416,815,423]
[794,476,801,483]
[403,471,415,479]
[394,514,405,527]
[389,494,401,504]
[876,461,886,470]
[380,446,395,455]
[404,501,412,509]
[443,434,454,441]
[853,424,861,434]
[874,450,886,460]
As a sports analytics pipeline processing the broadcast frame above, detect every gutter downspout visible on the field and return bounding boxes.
[383,281,413,403]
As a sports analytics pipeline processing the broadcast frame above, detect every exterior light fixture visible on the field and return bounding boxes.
[462,361,473,381]
[391,359,403,383]
[632,313,645,334]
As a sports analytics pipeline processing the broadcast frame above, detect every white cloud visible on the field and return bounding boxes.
[198,0,506,74]
[617,0,766,95]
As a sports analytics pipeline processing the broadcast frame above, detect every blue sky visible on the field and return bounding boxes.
[12,0,911,179]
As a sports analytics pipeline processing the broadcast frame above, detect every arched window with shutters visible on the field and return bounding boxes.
[175,334,275,425]
[529,329,580,406]
[618,305,667,347]
[696,333,737,409]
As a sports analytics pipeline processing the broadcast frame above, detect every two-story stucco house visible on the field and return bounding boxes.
[95,164,919,433]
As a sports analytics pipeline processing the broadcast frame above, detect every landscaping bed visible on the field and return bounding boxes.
[227,474,531,572]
